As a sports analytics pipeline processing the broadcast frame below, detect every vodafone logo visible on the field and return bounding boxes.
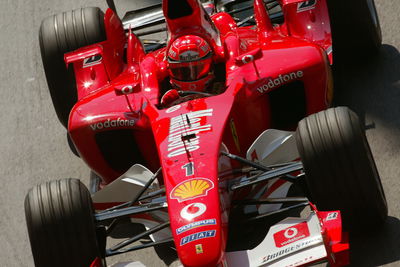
[180,203,206,220]
[284,227,298,239]
[256,71,304,94]
[90,118,135,131]
[273,222,310,248]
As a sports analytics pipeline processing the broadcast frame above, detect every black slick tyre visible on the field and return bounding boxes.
[25,178,102,267]
[39,7,106,128]
[295,107,387,230]
[327,0,381,56]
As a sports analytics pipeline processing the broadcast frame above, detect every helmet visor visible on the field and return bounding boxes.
[169,57,212,81]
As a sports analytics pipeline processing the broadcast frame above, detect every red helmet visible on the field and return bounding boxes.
[168,35,213,91]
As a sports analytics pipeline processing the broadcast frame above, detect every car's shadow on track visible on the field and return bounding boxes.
[349,216,400,267]
[333,44,400,266]
[333,44,400,129]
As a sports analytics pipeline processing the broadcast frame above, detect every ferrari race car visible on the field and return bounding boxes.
[25,0,387,266]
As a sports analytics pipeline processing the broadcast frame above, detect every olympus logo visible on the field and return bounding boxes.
[90,118,135,131]
[257,71,304,93]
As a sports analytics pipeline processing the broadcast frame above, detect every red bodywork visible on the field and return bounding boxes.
[65,0,342,266]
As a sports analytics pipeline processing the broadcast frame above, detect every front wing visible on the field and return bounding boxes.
[93,207,349,267]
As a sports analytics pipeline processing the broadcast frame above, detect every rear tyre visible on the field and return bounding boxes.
[327,0,381,56]
[295,107,387,230]
[25,178,102,267]
[39,7,106,128]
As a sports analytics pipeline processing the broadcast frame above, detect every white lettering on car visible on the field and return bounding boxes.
[180,230,216,246]
[167,109,213,158]
[256,71,304,93]
[166,105,181,113]
[83,55,102,68]
[176,218,216,235]
[90,118,135,131]
[326,212,339,221]
[262,236,322,263]
[297,0,317,12]
[182,162,194,176]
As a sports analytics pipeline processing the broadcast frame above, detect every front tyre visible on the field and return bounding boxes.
[25,178,102,267]
[39,7,106,128]
[295,107,387,230]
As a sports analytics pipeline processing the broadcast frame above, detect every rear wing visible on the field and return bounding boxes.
[105,0,284,37]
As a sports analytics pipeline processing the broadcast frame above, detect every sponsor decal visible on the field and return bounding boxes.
[297,0,317,12]
[83,55,102,68]
[169,49,177,58]
[171,178,214,202]
[180,230,216,246]
[283,256,315,267]
[229,119,241,152]
[200,44,210,53]
[240,41,248,51]
[182,162,194,177]
[176,219,217,235]
[179,51,200,61]
[326,212,338,221]
[180,203,207,220]
[273,222,310,248]
[195,244,204,254]
[263,236,322,263]
[257,71,304,93]
[167,109,213,158]
[90,118,135,131]
[166,105,181,113]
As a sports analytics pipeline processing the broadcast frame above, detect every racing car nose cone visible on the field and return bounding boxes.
[167,179,225,267]
[172,200,225,267]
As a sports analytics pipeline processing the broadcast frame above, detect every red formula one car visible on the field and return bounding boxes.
[25,0,386,266]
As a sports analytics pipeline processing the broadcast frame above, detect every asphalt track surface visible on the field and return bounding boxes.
[0,1,399,266]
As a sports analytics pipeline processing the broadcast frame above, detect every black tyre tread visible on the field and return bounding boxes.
[327,0,381,55]
[25,178,100,267]
[296,107,387,229]
[39,7,106,128]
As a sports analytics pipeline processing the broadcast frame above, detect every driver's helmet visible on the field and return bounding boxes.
[167,35,213,92]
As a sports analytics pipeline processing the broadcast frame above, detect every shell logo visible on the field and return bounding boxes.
[170,178,214,202]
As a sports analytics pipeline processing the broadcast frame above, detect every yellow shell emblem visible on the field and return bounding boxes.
[171,178,214,202]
